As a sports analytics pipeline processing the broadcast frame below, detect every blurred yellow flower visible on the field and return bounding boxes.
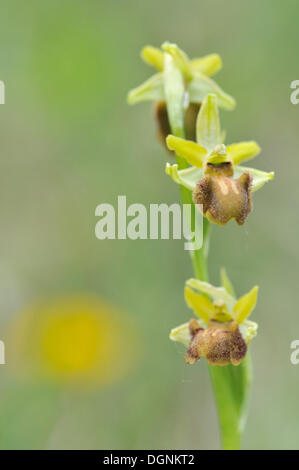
[11,295,139,387]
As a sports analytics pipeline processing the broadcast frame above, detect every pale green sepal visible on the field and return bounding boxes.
[196,94,221,152]
[186,279,236,311]
[169,319,257,348]
[162,42,192,80]
[163,54,185,136]
[169,322,191,347]
[141,46,164,71]
[220,268,236,298]
[239,320,258,345]
[166,162,274,195]
[190,54,222,77]
[188,72,236,110]
[235,166,275,192]
[127,73,164,104]
[165,163,203,191]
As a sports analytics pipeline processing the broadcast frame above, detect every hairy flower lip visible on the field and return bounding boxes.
[170,274,258,366]
[184,318,247,366]
[193,169,252,226]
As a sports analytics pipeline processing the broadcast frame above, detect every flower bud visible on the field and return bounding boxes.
[154,102,201,152]
[184,103,201,141]
[153,101,171,151]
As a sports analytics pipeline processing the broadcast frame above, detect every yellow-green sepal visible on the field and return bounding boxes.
[169,322,191,347]
[127,73,164,104]
[188,73,236,110]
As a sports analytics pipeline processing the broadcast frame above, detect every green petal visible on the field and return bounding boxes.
[141,45,164,71]
[166,135,207,167]
[186,279,236,312]
[190,53,222,76]
[165,163,203,191]
[196,94,221,152]
[127,73,164,104]
[163,53,185,136]
[234,166,274,192]
[220,268,236,298]
[233,286,259,323]
[227,141,261,165]
[185,286,215,323]
[169,322,191,347]
[188,72,236,110]
[162,42,192,80]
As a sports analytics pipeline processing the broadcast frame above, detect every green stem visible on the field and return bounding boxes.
[163,56,251,448]
[172,127,250,451]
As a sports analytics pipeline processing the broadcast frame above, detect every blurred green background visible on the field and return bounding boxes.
[0,0,299,450]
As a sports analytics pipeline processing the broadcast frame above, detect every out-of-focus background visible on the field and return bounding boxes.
[0,0,298,450]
